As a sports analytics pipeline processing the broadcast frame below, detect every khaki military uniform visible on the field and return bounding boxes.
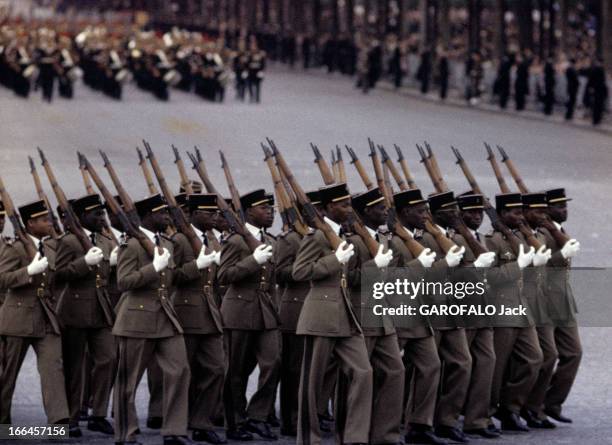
[0,237,7,393]
[0,237,69,424]
[217,231,280,428]
[292,229,373,445]
[55,232,116,423]
[112,235,192,442]
[172,232,225,431]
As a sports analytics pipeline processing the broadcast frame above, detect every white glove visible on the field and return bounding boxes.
[533,245,552,267]
[253,244,273,265]
[212,250,221,266]
[474,252,496,268]
[334,240,354,265]
[84,247,104,266]
[109,246,119,267]
[445,245,465,268]
[373,245,393,269]
[196,247,216,269]
[561,239,580,259]
[27,252,48,276]
[517,244,535,269]
[153,248,171,272]
[417,248,436,268]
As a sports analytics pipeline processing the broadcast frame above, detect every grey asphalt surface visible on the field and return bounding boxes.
[1,66,611,444]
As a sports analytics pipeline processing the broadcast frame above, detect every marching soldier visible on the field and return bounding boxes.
[112,194,194,445]
[54,194,116,436]
[0,200,69,425]
[217,189,280,441]
[388,189,448,445]
[172,194,226,444]
[247,40,265,103]
[292,183,373,445]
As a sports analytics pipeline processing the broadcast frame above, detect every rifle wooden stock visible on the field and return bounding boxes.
[518,223,544,250]
[173,145,193,194]
[268,139,342,249]
[485,143,511,193]
[80,153,157,257]
[369,139,388,198]
[0,172,37,259]
[379,145,408,191]
[423,219,457,253]
[38,148,92,252]
[394,145,417,189]
[336,146,347,183]
[424,142,449,192]
[143,141,203,255]
[137,147,158,195]
[417,144,444,193]
[452,222,488,256]
[331,150,338,182]
[188,149,261,252]
[451,146,482,194]
[28,156,60,238]
[78,154,95,195]
[349,212,384,258]
[311,143,335,185]
[541,217,571,246]
[497,146,529,193]
[386,210,426,258]
[219,150,246,223]
[346,145,374,190]
[100,150,141,228]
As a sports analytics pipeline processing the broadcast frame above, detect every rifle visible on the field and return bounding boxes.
[79,152,158,257]
[331,149,338,182]
[0,171,37,259]
[188,148,261,252]
[336,145,347,183]
[143,140,203,255]
[379,145,408,191]
[311,143,335,185]
[497,145,529,193]
[424,142,450,192]
[346,145,374,190]
[485,143,511,193]
[100,150,142,228]
[262,144,308,236]
[78,153,95,195]
[394,144,417,189]
[38,148,93,252]
[416,144,444,193]
[267,139,342,249]
[173,145,193,194]
[369,138,387,196]
[219,150,246,223]
[137,147,158,195]
[28,155,60,237]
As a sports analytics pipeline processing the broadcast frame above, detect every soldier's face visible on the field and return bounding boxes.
[548,203,567,223]
[461,209,483,231]
[28,214,52,238]
[248,204,274,228]
[82,208,107,232]
[363,202,388,227]
[191,209,217,231]
[402,203,429,230]
[326,199,352,224]
[151,209,171,231]
[500,208,524,229]
[524,208,548,227]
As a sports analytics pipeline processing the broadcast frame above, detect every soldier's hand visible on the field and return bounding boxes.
[445,245,465,268]
[212,250,221,266]
[517,244,535,269]
[85,247,104,266]
[334,240,354,265]
[533,245,552,266]
[153,248,171,272]
[561,239,580,259]
[417,247,436,268]
[196,247,216,269]
[109,246,119,267]
[253,244,273,265]
[474,251,496,268]
[27,252,48,276]
[374,245,393,268]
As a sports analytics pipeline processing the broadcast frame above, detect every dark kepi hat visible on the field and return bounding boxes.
[240,189,274,209]
[0,200,5,216]
[175,193,187,209]
[56,199,75,219]
[19,199,49,223]
[319,183,351,206]
[457,193,485,211]
[72,194,104,215]
[352,187,385,215]
[134,194,167,218]
[306,190,322,206]
[393,189,427,211]
[495,192,522,210]
[522,192,548,209]
[545,188,571,204]
[428,191,457,213]
[188,193,218,212]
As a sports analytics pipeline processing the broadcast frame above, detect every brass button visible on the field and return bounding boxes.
[41,283,45,288]
[42,272,46,276]
[139,304,144,309]
[238,295,242,299]
[75,295,79,299]
[262,266,266,270]
[161,284,166,288]
[207,280,212,285]
[184,299,188,303]
[17,302,21,306]
[162,296,166,300]
[293,298,298,301]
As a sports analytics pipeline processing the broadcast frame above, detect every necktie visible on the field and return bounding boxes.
[375,233,380,243]
[475,232,481,242]
[38,241,45,257]
[154,233,161,247]
[90,233,96,246]
[259,229,265,242]
[202,233,209,247]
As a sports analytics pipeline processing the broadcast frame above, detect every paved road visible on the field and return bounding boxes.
[1,67,611,444]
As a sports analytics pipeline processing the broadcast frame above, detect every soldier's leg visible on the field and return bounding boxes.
[87,327,116,419]
[246,329,281,422]
[501,327,543,414]
[114,337,152,442]
[334,334,373,444]
[0,336,32,423]
[545,326,582,417]
[403,336,440,429]
[298,336,334,445]
[525,326,558,418]
[224,329,254,428]
[490,327,517,417]
[183,334,199,412]
[33,333,70,424]
[190,334,225,430]
[280,332,303,433]
[61,327,87,424]
[155,334,191,437]
[366,335,404,444]
[435,329,472,429]
[318,354,338,418]
[147,358,163,420]
[463,328,496,430]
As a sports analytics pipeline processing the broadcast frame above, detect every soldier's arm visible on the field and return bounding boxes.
[274,232,299,286]
[390,237,426,282]
[117,239,159,291]
[217,234,262,285]
[0,243,33,289]
[484,233,521,285]
[171,233,200,285]
[55,234,91,283]
[292,230,341,282]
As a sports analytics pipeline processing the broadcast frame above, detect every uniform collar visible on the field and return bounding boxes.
[324,216,342,236]
[212,228,222,241]
[110,226,123,239]
[83,227,92,237]
[245,222,263,239]
[191,224,204,239]
[403,226,414,237]
[435,223,447,236]
[28,234,44,248]
[366,225,378,238]
[553,221,562,231]
[139,226,157,243]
